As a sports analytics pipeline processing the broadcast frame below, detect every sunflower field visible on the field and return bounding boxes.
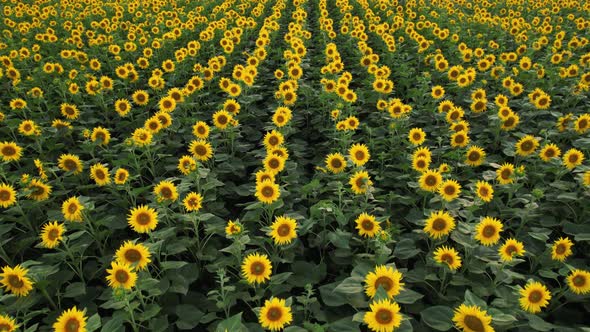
[0,0,590,331]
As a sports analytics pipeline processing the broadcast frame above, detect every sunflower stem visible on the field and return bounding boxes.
[40,285,58,310]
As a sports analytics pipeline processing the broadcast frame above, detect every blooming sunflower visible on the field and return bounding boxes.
[58,154,84,174]
[350,170,372,194]
[132,90,149,106]
[223,99,240,115]
[349,143,370,166]
[453,304,494,332]
[562,148,584,170]
[434,246,462,270]
[515,135,539,156]
[26,179,52,201]
[412,146,432,162]
[188,140,214,161]
[40,221,65,249]
[567,269,590,295]
[106,261,137,290]
[114,99,132,117]
[325,153,346,174]
[424,210,456,239]
[499,238,526,262]
[270,215,298,245]
[264,154,286,175]
[412,156,430,173]
[419,170,443,192]
[539,143,561,162]
[183,192,203,212]
[0,183,17,208]
[177,155,197,175]
[154,180,178,202]
[52,306,86,332]
[264,130,284,150]
[90,127,111,145]
[363,298,402,332]
[474,217,503,246]
[144,117,162,133]
[114,168,129,185]
[583,171,590,187]
[255,180,280,204]
[551,237,573,261]
[225,220,243,237]
[0,314,17,332]
[259,298,292,331]
[365,265,404,299]
[158,96,176,113]
[519,281,551,313]
[192,121,210,139]
[60,103,80,120]
[355,213,381,238]
[62,197,84,222]
[127,205,159,233]
[408,127,426,145]
[90,164,110,186]
[465,146,486,166]
[0,265,33,296]
[574,114,590,134]
[115,241,151,271]
[450,131,469,148]
[242,253,272,284]
[212,110,233,130]
[438,179,461,201]
[131,128,153,146]
[475,181,494,202]
[18,120,38,136]
[496,163,515,184]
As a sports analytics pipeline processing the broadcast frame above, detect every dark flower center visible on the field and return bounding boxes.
[115,270,129,283]
[463,315,485,332]
[375,309,393,324]
[125,249,141,262]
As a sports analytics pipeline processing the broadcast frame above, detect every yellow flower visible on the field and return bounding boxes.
[241,253,272,284]
[58,154,84,174]
[40,221,65,249]
[499,238,525,262]
[106,261,137,290]
[538,143,561,162]
[325,153,346,174]
[519,281,551,313]
[408,127,426,145]
[551,237,573,261]
[438,179,461,201]
[424,210,455,239]
[583,170,590,186]
[90,127,111,145]
[496,163,515,184]
[364,265,404,299]
[474,217,503,246]
[153,180,178,202]
[212,110,233,130]
[475,181,494,203]
[349,143,370,166]
[188,140,214,161]
[450,131,469,148]
[115,241,151,271]
[562,148,584,170]
[132,90,150,106]
[53,307,87,332]
[18,120,38,136]
[355,213,381,238]
[255,180,280,204]
[90,164,110,186]
[114,168,129,185]
[26,179,52,201]
[418,169,442,192]
[0,314,17,332]
[465,146,485,166]
[263,130,284,150]
[127,205,159,233]
[259,298,292,331]
[515,135,539,156]
[264,154,286,175]
[363,298,402,332]
[434,246,462,270]
[567,269,590,295]
[0,265,34,297]
[270,215,298,245]
[132,128,153,146]
[183,192,203,212]
[452,303,494,332]
[0,183,17,208]
[114,99,132,117]
[225,220,242,237]
[192,121,210,139]
[62,197,84,222]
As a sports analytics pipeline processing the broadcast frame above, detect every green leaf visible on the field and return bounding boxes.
[64,282,86,298]
[86,313,101,332]
[396,288,423,304]
[393,238,421,259]
[528,314,554,331]
[333,277,363,294]
[420,306,454,331]
[161,261,188,270]
[464,289,487,308]
[216,312,246,332]
[175,304,204,330]
[101,314,125,332]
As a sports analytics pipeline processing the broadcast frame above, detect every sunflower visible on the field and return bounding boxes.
[155,112,172,128]
[255,169,275,184]
[270,215,298,245]
[551,237,573,261]
[189,140,214,161]
[453,304,494,332]
[106,261,137,290]
[26,179,52,201]
[132,90,149,106]
[475,181,494,202]
[474,217,503,246]
[144,117,162,133]
[363,298,402,332]
[574,114,590,134]
[519,281,551,313]
[62,197,84,222]
[0,314,17,332]
[499,238,525,262]
[438,179,461,201]
[562,148,584,170]
[60,103,80,120]
[255,179,280,204]
[450,120,470,133]
[434,245,462,270]
[264,130,284,150]
[465,146,486,166]
[115,241,151,271]
[413,146,432,162]
[412,156,430,173]
[90,127,111,145]
[350,170,372,195]
[114,168,129,185]
[127,205,159,233]
[408,127,426,145]
[212,110,233,130]
[424,210,456,239]
[177,155,197,175]
[58,154,84,174]
[419,169,443,192]
[183,192,203,212]
[431,85,445,99]
[242,253,272,284]
[224,99,241,115]
[114,99,132,117]
[153,180,178,202]
[259,297,292,331]
[0,183,17,208]
[132,128,153,146]
[496,163,515,184]
[52,307,87,332]
[515,135,539,156]
[501,114,520,131]
[40,221,65,249]
[89,164,110,186]
[325,153,346,174]
[567,269,590,295]
[355,213,381,238]
[450,131,469,148]
[583,171,590,187]
[364,265,404,299]
[18,120,38,136]
[349,143,370,166]
[0,265,33,296]
[539,143,561,162]
[264,154,286,175]
[192,121,210,139]
[225,220,243,237]
[158,96,176,113]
